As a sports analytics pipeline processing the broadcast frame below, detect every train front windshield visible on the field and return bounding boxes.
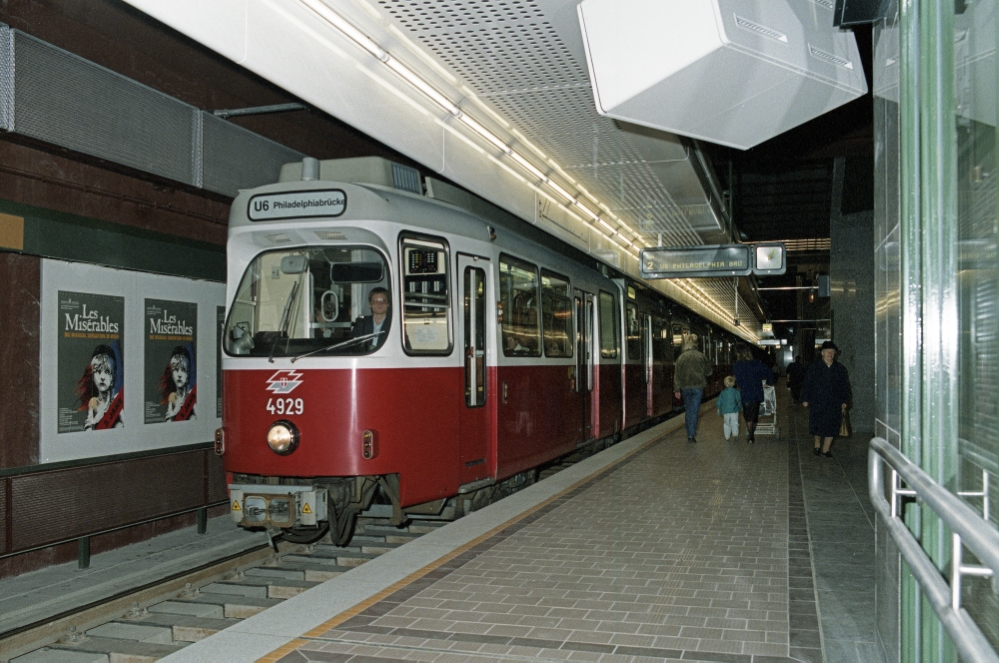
[224,246,391,358]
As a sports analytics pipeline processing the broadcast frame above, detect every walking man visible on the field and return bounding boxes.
[733,345,775,444]
[673,334,713,443]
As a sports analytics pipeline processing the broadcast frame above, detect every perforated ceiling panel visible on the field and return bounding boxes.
[380,0,545,31]
[376,0,714,244]
[372,0,756,328]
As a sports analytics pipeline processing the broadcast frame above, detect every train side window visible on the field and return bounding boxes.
[598,290,619,358]
[626,303,641,362]
[541,269,572,358]
[499,254,541,357]
[399,235,452,355]
[652,315,669,363]
[464,266,486,407]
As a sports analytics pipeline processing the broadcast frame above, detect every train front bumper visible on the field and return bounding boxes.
[229,484,327,529]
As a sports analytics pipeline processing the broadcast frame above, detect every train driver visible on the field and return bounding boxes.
[350,287,391,350]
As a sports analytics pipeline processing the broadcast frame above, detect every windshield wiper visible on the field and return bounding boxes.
[269,280,300,363]
[289,331,384,363]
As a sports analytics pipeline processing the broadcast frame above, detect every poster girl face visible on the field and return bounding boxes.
[91,354,114,395]
[171,355,189,390]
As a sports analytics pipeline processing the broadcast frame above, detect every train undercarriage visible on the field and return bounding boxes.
[229,433,624,547]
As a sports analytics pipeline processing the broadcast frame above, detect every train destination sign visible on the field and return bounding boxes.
[248,189,347,221]
[641,244,752,279]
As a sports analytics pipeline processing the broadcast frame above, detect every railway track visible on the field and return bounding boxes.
[3,518,448,663]
[3,447,603,663]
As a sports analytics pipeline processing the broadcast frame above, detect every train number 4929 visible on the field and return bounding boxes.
[266,397,304,415]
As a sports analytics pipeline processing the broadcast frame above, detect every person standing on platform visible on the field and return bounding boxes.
[716,375,743,441]
[787,355,806,402]
[673,333,712,444]
[801,341,851,457]
[733,345,774,444]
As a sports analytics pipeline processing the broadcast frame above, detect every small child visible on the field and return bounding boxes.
[716,375,743,441]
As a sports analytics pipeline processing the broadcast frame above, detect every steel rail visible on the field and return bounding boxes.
[869,437,999,663]
[0,541,285,662]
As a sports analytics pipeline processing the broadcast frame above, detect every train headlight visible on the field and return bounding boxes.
[266,420,299,455]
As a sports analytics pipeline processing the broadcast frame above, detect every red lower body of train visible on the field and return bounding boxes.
[221,353,728,545]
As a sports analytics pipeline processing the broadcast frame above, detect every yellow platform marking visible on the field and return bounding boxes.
[256,638,309,663]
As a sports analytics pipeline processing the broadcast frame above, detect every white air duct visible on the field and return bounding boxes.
[578,0,869,150]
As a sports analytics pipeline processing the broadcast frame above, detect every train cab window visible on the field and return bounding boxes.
[400,236,452,354]
[598,290,619,358]
[224,246,390,358]
[500,255,541,357]
[626,303,642,362]
[541,270,572,358]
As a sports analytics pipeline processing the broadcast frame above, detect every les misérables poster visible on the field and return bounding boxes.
[57,291,125,433]
[143,299,197,424]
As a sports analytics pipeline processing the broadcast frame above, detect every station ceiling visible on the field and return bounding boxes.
[0,1,873,339]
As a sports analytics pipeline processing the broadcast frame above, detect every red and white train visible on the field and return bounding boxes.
[218,157,739,544]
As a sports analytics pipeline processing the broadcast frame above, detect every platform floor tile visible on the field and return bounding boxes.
[289,414,812,663]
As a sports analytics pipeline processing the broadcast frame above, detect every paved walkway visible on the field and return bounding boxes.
[242,387,883,663]
[786,394,882,662]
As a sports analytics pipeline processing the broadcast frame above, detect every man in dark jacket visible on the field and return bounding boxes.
[733,345,774,444]
[350,287,391,350]
[673,334,712,443]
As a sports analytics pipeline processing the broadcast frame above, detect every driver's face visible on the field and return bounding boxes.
[370,294,389,312]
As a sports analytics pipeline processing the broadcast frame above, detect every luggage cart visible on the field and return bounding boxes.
[755,382,780,439]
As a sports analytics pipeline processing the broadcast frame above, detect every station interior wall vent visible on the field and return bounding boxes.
[577,0,869,150]
[279,157,423,195]
[0,24,304,198]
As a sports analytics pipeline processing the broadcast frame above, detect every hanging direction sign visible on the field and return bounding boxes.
[640,244,751,279]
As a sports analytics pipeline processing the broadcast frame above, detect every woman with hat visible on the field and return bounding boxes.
[801,341,851,457]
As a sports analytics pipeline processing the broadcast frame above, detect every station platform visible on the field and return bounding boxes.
[152,386,880,663]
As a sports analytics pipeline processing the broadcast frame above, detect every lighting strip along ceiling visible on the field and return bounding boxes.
[299,0,754,338]
[298,0,641,254]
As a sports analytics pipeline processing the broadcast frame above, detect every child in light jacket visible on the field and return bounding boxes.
[716,375,743,441]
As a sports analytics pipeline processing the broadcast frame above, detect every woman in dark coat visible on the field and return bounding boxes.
[801,341,850,457]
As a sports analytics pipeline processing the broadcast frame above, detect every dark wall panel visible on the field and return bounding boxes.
[0,141,229,247]
[0,196,225,281]
[0,479,7,553]
[207,451,228,504]
[11,451,205,550]
[0,253,40,470]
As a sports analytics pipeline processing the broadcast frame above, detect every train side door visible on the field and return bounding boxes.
[645,313,654,417]
[458,254,493,484]
[575,289,595,440]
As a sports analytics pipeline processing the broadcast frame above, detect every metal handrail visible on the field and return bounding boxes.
[869,437,999,663]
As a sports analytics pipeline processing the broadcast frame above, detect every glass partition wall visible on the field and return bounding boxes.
[874,1,998,660]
